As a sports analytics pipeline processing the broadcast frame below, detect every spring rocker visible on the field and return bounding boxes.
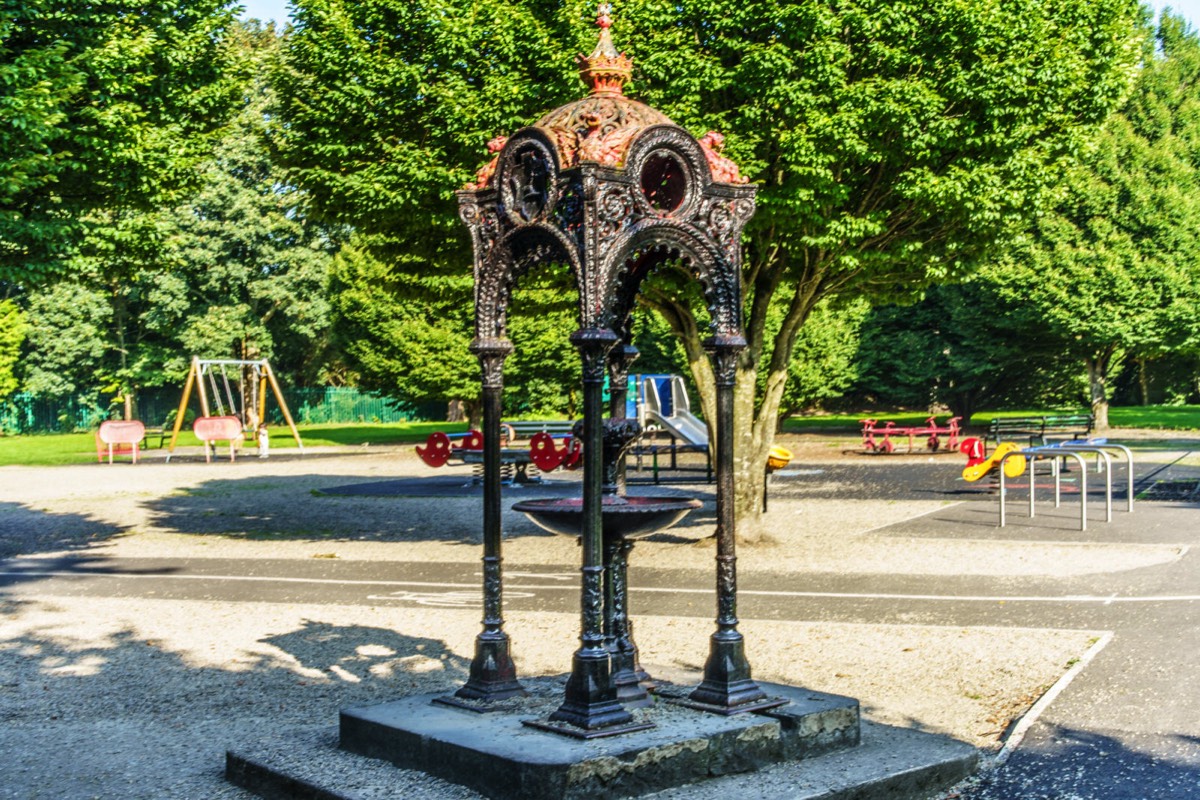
[95,420,146,464]
[960,437,1026,482]
[415,428,583,483]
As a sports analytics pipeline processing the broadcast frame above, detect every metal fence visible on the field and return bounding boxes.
[0,387,439,434]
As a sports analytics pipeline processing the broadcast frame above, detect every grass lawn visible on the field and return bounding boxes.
[783,405,1200,433]
[2,407,1195,467]
[0,421,470,467]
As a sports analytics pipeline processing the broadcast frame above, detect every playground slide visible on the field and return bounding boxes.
[641,376,709,447]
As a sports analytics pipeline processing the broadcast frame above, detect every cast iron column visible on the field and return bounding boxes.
[449,338,526,705]
[603,345,652,703]
[687,336,782,713]
[546,327,644,734]
[607,344,639,484]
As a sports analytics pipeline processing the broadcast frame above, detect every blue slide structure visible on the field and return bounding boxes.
[630,374,709,447]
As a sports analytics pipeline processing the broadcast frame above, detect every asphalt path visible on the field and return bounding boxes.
[2,452,1199,798]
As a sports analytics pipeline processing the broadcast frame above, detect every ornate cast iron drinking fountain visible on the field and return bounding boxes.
[452,2,784,735]
[226,9,977,796]
[224,7,983,798]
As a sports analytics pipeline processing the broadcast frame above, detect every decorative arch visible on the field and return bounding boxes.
[602,222,743,339]
[473,225,579,341]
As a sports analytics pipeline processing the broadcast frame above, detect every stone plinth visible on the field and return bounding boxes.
[337,678,858,800]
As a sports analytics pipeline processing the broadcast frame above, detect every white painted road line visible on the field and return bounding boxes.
[992,631,1115,765]
[3,570,1200,604]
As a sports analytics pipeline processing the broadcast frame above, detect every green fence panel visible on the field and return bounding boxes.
[0,387,438,434]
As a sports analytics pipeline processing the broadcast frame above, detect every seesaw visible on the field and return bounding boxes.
[960,437,1026,482]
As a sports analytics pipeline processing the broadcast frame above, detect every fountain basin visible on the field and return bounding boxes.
[513,495,702,540]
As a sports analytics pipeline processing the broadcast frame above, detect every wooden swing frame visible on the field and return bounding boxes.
[166,356,304,460]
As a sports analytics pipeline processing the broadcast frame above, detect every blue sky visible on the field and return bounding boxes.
[236,1,1200,31]
[1154,1,1200,27]
[237,0,289,24]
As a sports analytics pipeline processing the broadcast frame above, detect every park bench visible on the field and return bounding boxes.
[987,414,1094,448]
[502,420,576,443]
[193,415,245,463]
[95,420,146,464]
[141,426,169,449]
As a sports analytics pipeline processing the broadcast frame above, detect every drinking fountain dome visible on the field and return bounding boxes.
[453,2,780,734]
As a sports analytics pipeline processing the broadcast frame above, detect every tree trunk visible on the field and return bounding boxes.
[947,393,975,427]
[644,248,829,544]
[112,282,135,421]
[1085,353,1110,431]
[730,358,775,543]
[466,398,483,430]
[1137,357,1149,406]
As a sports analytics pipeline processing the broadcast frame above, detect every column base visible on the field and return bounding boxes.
[438,633,526,711]
[675,633,788,715]
[611,665,653,708]
[530,650,650,737]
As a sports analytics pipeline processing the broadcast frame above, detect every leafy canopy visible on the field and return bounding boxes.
[0,0,241,284]
[982,11,1200,426]
[278,0,1142,532]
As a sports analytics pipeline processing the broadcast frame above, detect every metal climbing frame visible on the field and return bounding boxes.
[997,444,1135,531]
[1050,442,1135,514]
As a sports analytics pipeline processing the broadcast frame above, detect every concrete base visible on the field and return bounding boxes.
[226,677,979,800]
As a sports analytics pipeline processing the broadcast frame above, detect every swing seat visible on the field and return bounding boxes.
[193,416,245,463]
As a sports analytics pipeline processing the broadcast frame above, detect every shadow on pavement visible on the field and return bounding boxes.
[0,611,474,797]
[0,502,127,560]
[139,473,718,546]
[961,723,1200,800]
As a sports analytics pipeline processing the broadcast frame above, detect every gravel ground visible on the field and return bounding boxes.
[2,430,1192,799]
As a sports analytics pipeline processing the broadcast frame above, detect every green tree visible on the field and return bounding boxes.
[159,22,337,388]
[771,298,868,424]
[0,299,26,400]
[983,11,1200,429]
[329,240,481,421]
[279,0,1141,537]
[19,21,334,420]
[1,0,242,285]
[20,282,110,397]
[852,283,1082,420]
[505,281,583,418]
[330,241,583,423]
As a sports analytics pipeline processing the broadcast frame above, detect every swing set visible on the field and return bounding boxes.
[165,357,304,461]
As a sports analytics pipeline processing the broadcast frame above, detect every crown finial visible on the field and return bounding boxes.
[577,3,632,95]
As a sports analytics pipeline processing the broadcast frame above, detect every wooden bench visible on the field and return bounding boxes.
[502,420,576,443]
[96,420,146,464]
[141,426,168,449]
[193,416,245,463]
[987,414,1094,447]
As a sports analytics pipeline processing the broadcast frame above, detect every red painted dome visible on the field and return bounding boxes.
[466,4,747,188]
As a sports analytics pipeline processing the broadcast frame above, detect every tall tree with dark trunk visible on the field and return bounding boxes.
[277,0,1141,539]
[981,11,1200,430]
